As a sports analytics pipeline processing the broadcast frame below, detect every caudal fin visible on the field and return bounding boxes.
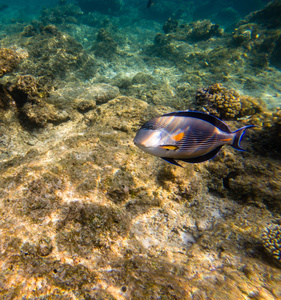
[232,125,255,151]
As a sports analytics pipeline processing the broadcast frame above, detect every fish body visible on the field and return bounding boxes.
[147,0,155,8]
[134,111,254,167]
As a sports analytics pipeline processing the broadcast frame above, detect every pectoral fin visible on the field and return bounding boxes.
[160,145,179,151]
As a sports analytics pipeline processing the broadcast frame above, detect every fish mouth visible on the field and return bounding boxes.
[134,129,163,149]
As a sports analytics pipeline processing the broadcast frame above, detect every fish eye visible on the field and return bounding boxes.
[141,122,154,130]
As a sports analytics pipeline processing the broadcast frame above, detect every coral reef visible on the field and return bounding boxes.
[195,83,264,119]
[262,224,281,262]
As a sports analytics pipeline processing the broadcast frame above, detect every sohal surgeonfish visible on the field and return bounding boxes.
[134,111,255,167]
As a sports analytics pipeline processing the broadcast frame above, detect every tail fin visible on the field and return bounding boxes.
[232,125,255,151]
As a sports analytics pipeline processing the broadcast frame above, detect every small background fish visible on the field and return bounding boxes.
[134,111,254,166]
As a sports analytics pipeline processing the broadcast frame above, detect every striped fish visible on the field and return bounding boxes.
[133,111,254,167]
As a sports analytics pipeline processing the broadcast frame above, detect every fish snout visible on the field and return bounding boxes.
[134,129,163,149]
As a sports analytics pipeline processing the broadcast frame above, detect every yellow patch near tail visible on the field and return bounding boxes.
[172,132,185,141]
[160,145,179,151]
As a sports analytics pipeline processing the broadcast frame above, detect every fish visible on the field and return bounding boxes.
[133,111,255,167]
[147,0,155,8]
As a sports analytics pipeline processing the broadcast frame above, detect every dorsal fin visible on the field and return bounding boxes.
[162,111,231,133]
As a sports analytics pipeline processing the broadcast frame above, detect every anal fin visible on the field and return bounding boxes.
[161,157,183,167]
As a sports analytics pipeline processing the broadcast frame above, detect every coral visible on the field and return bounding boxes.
[195,83,264,119]
[0,48,21,78]
[262,224,281,262]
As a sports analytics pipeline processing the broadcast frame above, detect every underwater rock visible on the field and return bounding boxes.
[22,25,38,37]
[88,83,120,104]
[19,26,96,82]
[0,95,281,298]
[232,23,259,45]
[0,84,14,109]
[243,0,281,29]
[205,134,281,213]
[163,18,178,34]
[92,28,118,58]
[6,75,70,127]
[195,83,264,119]
[270,35,281,69]
[250,107,281,159]
[131,72,155,85]
[262,224,281,263]
[162,19,224,43]
[0,48,21,78]
[185,19,224,41]
[40,3,83,25]
[56,202,129,254]
[21,99,70,127]
[232,1,281,69]
[166,19,224,42]
[111,73,132,89]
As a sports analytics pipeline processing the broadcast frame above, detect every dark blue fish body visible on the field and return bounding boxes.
[133,111,254,167]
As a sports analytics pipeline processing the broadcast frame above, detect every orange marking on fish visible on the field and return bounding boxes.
[172,132,185,141]
[221,138,232,142]
[160,145,179,150]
